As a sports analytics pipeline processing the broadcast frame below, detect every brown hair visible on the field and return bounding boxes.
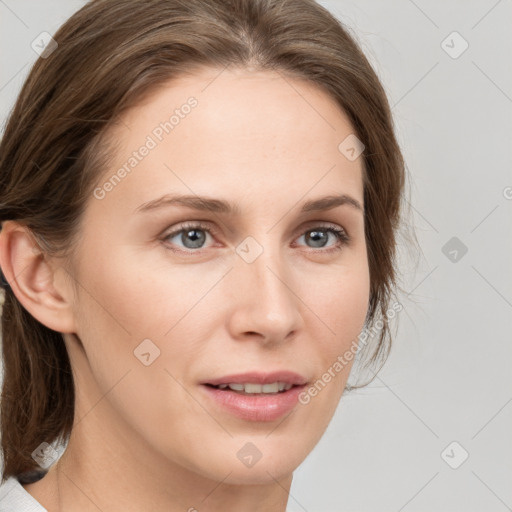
[0,0,406,482]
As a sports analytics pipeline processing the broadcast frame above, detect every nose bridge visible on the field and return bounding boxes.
[231,236,302,340]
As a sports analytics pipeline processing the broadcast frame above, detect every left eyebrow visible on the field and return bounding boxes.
[134,193,364,215]
[301,194,363,213]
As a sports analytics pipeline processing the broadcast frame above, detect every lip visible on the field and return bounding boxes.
[200,371,308,422]
[202,371,308,387]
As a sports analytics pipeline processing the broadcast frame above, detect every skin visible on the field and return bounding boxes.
[0,66,370,511]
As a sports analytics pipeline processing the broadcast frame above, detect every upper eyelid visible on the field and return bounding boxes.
[164,219,347,237]
[162,220,348,247]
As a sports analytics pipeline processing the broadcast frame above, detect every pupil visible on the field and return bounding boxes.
[183,229,205,248]
[307,230,327,247]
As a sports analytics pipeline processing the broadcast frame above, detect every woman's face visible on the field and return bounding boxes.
[62,66,370,484]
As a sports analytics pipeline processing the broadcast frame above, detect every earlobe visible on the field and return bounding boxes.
[0,221,76,334]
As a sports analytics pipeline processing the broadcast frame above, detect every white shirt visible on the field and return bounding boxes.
[0,475,47,512]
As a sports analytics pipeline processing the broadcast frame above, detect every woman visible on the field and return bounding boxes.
[0,0,406,510]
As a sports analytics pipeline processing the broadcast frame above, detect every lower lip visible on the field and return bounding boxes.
[201,384,305,422]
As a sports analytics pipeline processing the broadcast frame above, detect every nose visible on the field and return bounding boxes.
[226,245,304,346]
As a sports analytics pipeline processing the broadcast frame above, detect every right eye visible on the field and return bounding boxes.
[161,222,216,252]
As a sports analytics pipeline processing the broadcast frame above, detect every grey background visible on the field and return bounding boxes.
[1,1,511,511]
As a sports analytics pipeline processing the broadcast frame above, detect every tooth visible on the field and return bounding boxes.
[223,382,292,393]
[244,383,263,393]
[262,383,280,393]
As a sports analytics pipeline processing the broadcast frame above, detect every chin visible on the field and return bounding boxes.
[210,459,298,486]
[188,434,313,485]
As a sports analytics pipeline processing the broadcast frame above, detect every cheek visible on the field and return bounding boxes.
[302,260,370,397]
[286,263,370,464]
[70,247,229,414]
[74,244,222,343]
[307,261,370,347]
[331,278,370,346]
[69,256,206,445]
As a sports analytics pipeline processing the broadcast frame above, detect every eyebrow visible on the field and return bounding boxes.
[134,193,364,215]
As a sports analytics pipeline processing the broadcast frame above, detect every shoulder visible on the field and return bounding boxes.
[0,474,48,511]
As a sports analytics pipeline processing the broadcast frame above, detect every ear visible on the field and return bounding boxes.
[0,220,76,333]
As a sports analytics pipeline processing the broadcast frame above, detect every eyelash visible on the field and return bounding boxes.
[161,221,351,255]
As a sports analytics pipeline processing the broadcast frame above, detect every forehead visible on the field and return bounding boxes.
[119,66,355,151]
[93,66,364,213]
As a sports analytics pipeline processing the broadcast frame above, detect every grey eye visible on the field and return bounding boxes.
[297,228,342,249]
[167,228,210,249]
[304,229,329,248]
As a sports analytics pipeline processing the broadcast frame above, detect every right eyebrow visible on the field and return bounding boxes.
[134,194,242,215]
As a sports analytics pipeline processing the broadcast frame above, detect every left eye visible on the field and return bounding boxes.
[162,223,349,252]
[295,227,349,250]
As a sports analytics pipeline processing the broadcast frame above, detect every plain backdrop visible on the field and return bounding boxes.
[1,1,511,511]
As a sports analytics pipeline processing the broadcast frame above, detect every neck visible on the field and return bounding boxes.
[52,444,292,512]
[25,433,293,512]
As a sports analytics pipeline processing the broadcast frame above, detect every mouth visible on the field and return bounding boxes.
[200,371,308,422]
[204,381,296,394]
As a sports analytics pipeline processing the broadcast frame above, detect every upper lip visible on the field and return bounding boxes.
[203,371,308,387]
